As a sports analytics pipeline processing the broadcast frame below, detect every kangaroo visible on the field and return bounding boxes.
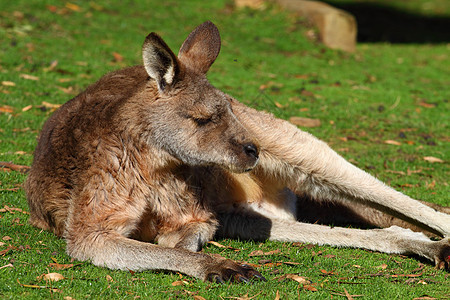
[25,21,450,282]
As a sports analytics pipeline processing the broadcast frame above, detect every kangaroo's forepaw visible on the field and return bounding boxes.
[434,238,450,271]
[206,260,266,283]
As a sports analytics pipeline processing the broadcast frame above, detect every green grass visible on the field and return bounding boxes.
[1,0,449,299]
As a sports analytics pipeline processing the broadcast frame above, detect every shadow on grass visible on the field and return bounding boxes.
[324,1,450,43]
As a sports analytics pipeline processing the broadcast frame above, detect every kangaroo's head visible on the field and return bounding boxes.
[141,21,259,173]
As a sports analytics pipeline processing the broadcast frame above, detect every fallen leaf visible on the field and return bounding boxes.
[284,274,310,284]
[207,241,240,251]
[384,140,401,146]
[193,296,207,300]
[319,269,335,275]
[281,261,301,266]
[0,106,14,113]
[171,280,188,286]
[20,74,39,81]
[49,263,75,270]
[418,101,436,108]
[58,78,73,83]
[112,52,124,62]
[274,290,280,300]
[43,273,64,282]
[274,102,286,108]
[66,2,81,11]
[423,156,444,163]
[0,162,31,173]
[2,236,12,241]
[22,105,33,112]
[0,205,29,214]
[413,297,436,300]
[300,89,314,97]
[0,245,15,256]
[105,275,114,282]
[0,263,13,270]
[1,81,15,86]
[44,60,58,72]
[303,285,318,292]
[426,180,436,189]
[57,86,74,94]
[376,263,388,269]
[249,249,281,257]
[344,288,354,300]
[289,117,321,128]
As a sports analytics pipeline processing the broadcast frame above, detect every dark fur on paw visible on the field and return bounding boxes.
[206,260,266,283]
[435,238,450,271]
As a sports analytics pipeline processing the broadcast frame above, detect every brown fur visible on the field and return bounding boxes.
[25,21,450,282]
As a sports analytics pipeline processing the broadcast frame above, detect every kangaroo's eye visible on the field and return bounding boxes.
[193,117,212,126]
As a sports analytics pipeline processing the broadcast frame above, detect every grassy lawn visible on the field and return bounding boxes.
[1,0,449,299]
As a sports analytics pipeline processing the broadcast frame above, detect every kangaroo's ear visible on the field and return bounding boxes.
[178,21,221,74]
[142,33,180,93]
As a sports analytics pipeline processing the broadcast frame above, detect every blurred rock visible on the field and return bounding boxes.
[235,0,265,9]
[278,0,356,52]
[235,0,357,52]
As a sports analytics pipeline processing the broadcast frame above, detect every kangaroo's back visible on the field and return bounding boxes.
[25,66,151,235]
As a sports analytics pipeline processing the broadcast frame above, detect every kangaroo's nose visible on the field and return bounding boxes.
[243,143,259,160]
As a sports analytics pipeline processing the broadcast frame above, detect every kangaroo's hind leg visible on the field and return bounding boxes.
[231,100,450,237]
[295,195,449,237]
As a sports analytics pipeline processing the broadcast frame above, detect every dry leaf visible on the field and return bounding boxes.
[249,249,281,257]
[22,105,33,112]
[41,101,62,109]
[44,60,58,72]
[105,275,114,282]
[391,273,422,278]
[57,86,74,94]
[384,140,401,146]
[274,102,286,108]
[20,74,39,81]
[284,274,310,284]
[319,269,335,275]
[344,288,354,300]
[66,2,81,11]
[0,106,14,113]
[171,280,188,286]
[43,272,65,282]
[423,156,444,163]
[300,89,314,97]
[303,285,318,292]
[207,241,239,251]
[0,263,13,270]
[0,162,31,173]
[112,52,124,62]
[193,296,207,300]
[418,101,436,108]
[426,180,435,189]
[2,236,12,241]
[289,117,321,128]
[1,81,15,86]
[274,290,280,300]
[49,263,75,270]
[58,78,73,83]
[376,264,388,269]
